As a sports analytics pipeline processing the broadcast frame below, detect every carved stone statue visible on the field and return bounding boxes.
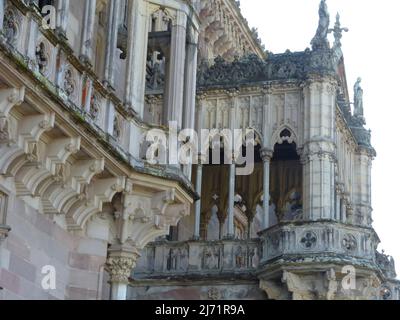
[311,0,330,50]
[353,77,364,117]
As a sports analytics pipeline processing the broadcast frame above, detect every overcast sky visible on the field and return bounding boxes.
[240,0,400,276]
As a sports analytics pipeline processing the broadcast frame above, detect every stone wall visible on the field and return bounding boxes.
[0,194,109,300]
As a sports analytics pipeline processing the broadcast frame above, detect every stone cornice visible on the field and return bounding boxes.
[0,42,198,201]
[197,49,337,89]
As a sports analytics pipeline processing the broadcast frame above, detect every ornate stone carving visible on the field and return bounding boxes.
[328,13,348,49]
[208,287,222,300]
[197,49,336,89]
[35,42,48,75]
[203,245,221,270]
[342,234,357,252]
[63,68,75,97]
[0,117,10,142]
[310,0,330,51]
[89,93,100,121]
[3,7,19,46]
[353,78,365,120]
[106,255,136,283]
[26,142,39,162]
[300,232,317,249]
[113,115,122,141]
[376,251,397,279]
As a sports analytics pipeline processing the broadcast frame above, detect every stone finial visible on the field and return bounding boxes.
[311,0,330,51]
[329,13,349,48]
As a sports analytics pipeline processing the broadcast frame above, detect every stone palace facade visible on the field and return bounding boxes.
[0,0,398,300]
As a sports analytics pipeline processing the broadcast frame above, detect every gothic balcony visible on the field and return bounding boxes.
[258,220,380,272]
[133,239,261,279]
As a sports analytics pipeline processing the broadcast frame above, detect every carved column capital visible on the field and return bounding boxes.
[260,148,273,162]
[106,245,141,284]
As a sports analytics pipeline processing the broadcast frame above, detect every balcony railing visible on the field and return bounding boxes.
[259,220,379,266]
[134,239,261,278]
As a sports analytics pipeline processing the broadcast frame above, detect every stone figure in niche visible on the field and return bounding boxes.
[167,248,179,271]
[179,248,188,271]
[353,78,364,118]
[3,9,18,45]
[113,116,121,140]
[63,69,75,97]
[146,52,165,90]
[203,246,219,270]
[0,118,10,142]
[235,246,246,268]
[89,94,100,121]
[35,42,48,74]
[311,0,330,50]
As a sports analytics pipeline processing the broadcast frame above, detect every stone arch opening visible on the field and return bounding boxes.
[270,134,303,224]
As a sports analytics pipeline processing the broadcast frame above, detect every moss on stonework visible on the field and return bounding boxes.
[0,40,198,198]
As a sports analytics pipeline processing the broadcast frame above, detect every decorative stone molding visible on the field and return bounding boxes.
[66,176,126,230]
[0,87,25,117]
[0,112,55,176]
[14,137,81,197]
[134,239,259,276]
[41,158,105,215]
[197,50,336,89]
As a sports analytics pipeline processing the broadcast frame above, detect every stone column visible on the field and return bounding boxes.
[103,0,121,89]
[0,0,5,36]
[56,0,70,38]
[302,80,336,221]
[183,26,199,131]
[193,160,203,240]
[106,245,140,300]
[125,0,149,117]
[227,160,235,238]
[124,0,137,111]
[80,0,97,65]
[354,150,373,226]
[261,149,273,230]
[0,192,9,243]
[341,198,347,223]
[164,11,187,129]
[182,26,199,179]
[335,187,341,221]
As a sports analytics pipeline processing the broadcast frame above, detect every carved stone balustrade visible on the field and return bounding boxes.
[134,239,260,278]
[259,221,379,269]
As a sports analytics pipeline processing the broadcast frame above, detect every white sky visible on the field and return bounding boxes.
[240,0,400,276]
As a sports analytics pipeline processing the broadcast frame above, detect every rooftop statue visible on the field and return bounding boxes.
[354,77,364,118]
[311,0,330,50]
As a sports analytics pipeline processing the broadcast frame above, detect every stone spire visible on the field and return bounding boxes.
[311,0,330,51]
